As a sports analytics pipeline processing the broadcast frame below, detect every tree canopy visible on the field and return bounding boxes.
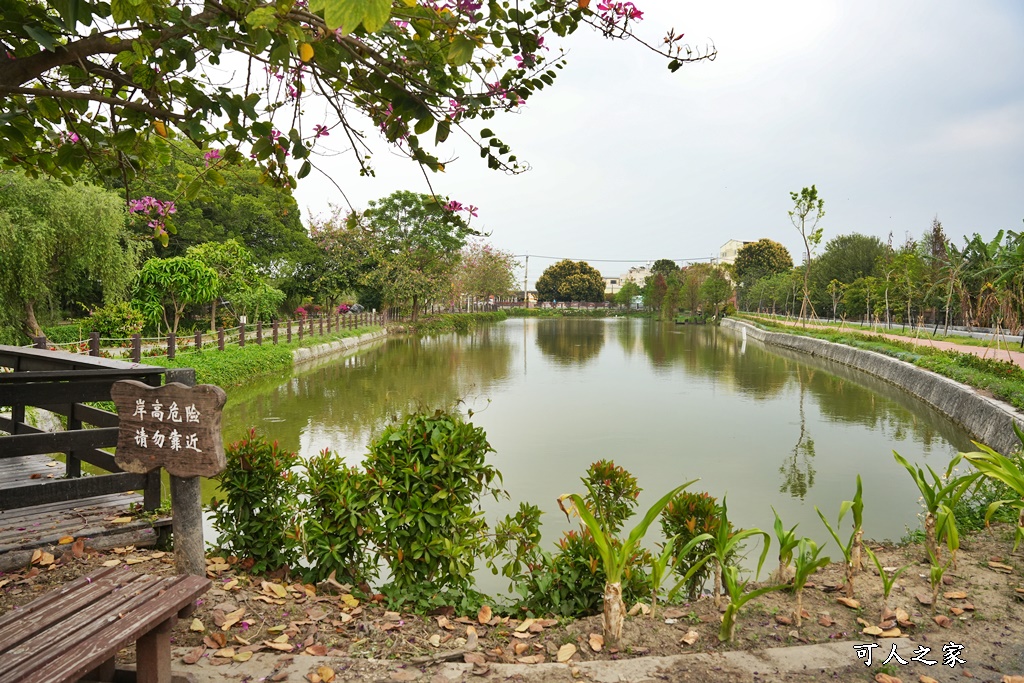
[733,239,792,287]
[0,171,144,340]
[2,0,714,199]
[454,240,518,299]
[535,259,604,302]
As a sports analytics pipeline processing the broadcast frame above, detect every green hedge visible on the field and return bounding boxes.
[408,311,508,335]
[504,307,633,318]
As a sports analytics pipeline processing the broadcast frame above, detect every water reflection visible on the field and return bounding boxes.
[535,319,605,366]
[780,367,816,499]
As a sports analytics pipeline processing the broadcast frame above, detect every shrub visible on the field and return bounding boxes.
[210,429,301,573]
[89,301,145,339]
[300,449,375,584]
[363,409,503,605]
[584,459,641,535]
[40,322,88,344]
[661,490,731,601]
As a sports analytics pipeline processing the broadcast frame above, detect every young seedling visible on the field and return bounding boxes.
[927,550,953,616]
[718,565,787,642]
[815,475,864,598]
[650,532,714,616]
[962,427,1024,550]
[771,507,800,584]
[790,538,830,628]
[707,497,771,609]
[561,478,697,648]
[863,545,912,621]
[893,451,978,566]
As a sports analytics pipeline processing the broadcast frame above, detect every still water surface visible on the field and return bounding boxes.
[221,318,974,575]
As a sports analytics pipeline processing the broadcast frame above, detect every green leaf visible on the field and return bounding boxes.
[447,36,476,66]
[110,0,133,23]
[297,160,312,179]
[414,117,433,135]
[361,0,392,33]
[323,0,368,33]
[23,25,57,51]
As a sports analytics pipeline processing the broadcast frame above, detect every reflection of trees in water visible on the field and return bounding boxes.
[614,318,640,357]
[534,319,605,366]
[224,330,514,454]
[779,367,816,500]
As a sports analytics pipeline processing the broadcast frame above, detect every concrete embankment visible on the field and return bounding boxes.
[722,318,1024,454]
[291,329,389,365]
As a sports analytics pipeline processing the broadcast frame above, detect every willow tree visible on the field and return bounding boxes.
[1,0,715,213]
[0,172,143,341]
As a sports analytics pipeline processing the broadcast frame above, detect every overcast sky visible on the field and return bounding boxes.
[291,0,1024,286]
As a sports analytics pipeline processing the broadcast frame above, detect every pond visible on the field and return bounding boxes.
[220,318,975,584]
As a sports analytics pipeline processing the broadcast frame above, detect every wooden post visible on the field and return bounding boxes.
[273,320,279,345]
[308,317,314,336]
[217,327,225,351]
[66,412,82,478]
[131,334,141,363]
[135,617,173,683]
[319,316,324,336]
[167,333,176,360]
[326,314,332,333]
[195,330,202,351]
[164,367,205,577]
[89,332,100,357]
[239,321,245,348]
[256,321,263,345]
[298,320,304,341]
[34,335,46,349]
[287,320,292,343]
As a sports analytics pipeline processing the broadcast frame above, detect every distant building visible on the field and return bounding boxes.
[719,239,755,266]
[603,277,621,295]
[621,265,651,287]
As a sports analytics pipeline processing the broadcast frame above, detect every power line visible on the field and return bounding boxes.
[511,254,718,263]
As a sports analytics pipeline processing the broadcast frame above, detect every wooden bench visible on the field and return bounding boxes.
[0,566,210,683]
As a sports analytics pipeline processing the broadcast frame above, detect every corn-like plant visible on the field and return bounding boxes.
[962,425,1024,550]
[649,532,714,616]
[771,507,800,584]
[562,478,697,648]
[893,451,978,567]
[863,546,912,620]
[790,538,830,628]
[927,549,953,615]
[707,497,771,609]
[718,565,787,642]
[815,475,864,598]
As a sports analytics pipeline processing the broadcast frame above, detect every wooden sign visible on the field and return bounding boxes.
[111,379,227,477]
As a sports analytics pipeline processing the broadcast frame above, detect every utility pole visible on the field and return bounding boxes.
[523,255,529,308]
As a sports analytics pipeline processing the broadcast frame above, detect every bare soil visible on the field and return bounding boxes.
[3,526,1024,682]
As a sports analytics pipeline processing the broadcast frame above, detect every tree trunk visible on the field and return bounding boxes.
[844,561,854,599]
[794,588,803,628]
[411,295,419,322]
[24,299,42,338]
[602,582,626,649]
[713,561,723,609]
[925,512,938,564]
[210,298,218,332]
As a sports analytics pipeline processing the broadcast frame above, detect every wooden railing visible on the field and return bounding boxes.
[0,346,166,512]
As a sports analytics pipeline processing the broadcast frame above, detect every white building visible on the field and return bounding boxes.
[719,239,755,266]
[621,265,651,287]
[603,277,621,295]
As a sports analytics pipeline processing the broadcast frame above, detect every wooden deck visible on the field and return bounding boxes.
[0,453,170,571]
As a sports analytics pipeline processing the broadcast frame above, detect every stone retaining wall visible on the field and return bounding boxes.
[722,318,1024,453]
[291,329,389,365]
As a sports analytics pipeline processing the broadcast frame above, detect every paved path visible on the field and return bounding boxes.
[750,316,1024,366]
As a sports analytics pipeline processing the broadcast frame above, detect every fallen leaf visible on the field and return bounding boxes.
[1001,676,1024,683]
[513,642,529,655]
[920,676,940,683]
[862,625,883,636]
[306,607,328,621]
[950,607,965,616]
[528,622,545,633]
[933,615,952,628]
[316,665,335,682]
[223,579,239,591]
[915,593,933,606]
[557,643,577,663]
[517,655,544,664]
[101,559,121,568]
[856,617,871,627]
[465,625,479,650]
[214,647,235,658]
[774,614,792,626]
[588,633,603,652]
[874,674,902,683]
[680,630,699,646]
[58,536,74,545]
[988,561,1014,573]
[110,517,132,524]
[880,607,896,621]
[182,645,206,665]
[477,604,492,624]
[627,602,650,616]
[962,602,975,611]
[233,651,252,662]
[880,627,901,638]
[836,597,860,609]
[71,540,85,558]
[511,631,535,640]
[305,644,327,656]
[263,640,294,652]
[818,615,835,627]
[463,652,486,665]
[190,619,205,632]
[428,634,441,648]
[340,593,359,608]
[943,590,968,600]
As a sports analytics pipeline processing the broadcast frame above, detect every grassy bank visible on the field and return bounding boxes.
[141,325,382,388]
[504,307,642,318]
[739,314,1024,412]
[404,311,509,335]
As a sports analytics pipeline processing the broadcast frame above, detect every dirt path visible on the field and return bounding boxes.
[751,316,1024,366]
